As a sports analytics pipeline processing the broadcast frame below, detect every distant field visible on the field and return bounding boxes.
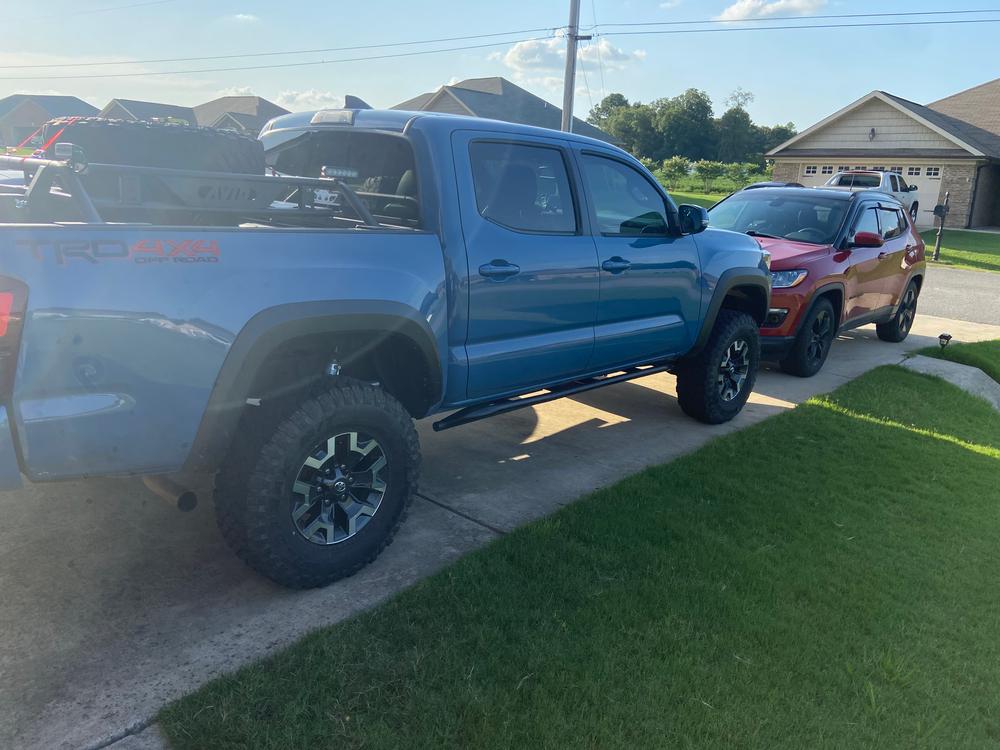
[669,191,722,209]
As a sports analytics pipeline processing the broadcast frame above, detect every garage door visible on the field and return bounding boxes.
[792,165,941,228]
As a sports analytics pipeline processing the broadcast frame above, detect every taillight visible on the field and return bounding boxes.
[0,292,13,337]
[0,278,27,398]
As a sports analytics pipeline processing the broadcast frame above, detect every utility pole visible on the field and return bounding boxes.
[560,0,590,132]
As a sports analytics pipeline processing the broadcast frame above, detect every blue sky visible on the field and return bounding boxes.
[2,0,997,130]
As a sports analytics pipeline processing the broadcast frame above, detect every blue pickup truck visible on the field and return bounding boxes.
[0,110,770,587]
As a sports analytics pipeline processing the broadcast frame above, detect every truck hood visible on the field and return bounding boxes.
[757,236,831,268]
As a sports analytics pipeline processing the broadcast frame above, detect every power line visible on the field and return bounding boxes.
[0,35,558,81]
[590,0,607,100]
[599,17,1000,37]
[590,7,1000,29]
[10,0,181,21]
[0,27,562,70]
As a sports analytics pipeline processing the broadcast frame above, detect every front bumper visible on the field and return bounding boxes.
[0,405,22,489]
[760,335,796,360]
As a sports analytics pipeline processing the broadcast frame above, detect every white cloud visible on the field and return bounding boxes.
[579,39,645,71]
[275,89,344,111]
[217,86,255,97]
[230,13,260,22]
[497,37,644,75]
[716,0,825,20]
[659,0,683,8]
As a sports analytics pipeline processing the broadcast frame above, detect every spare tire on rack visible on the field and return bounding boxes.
[38,117,265,175]
[37,117,267,224]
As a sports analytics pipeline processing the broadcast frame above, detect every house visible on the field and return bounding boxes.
[393,76,617,144]
[0,94,98,147]
[768,80,1000,229]
[99,98,196,125]
[193,96,289,136]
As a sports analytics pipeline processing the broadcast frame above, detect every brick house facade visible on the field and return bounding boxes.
[768,84,1000,229]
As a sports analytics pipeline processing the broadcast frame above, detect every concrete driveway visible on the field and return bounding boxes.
[3,314,1000,750]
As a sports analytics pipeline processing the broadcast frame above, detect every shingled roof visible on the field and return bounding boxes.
[928,76,1000,139]
[0,94,98,120]
[193,96,289,134]
[883,91,1000,160]
[392,77,617,143]
[100,99,196,124]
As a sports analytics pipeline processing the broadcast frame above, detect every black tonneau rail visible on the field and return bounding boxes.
[0,154,403,228]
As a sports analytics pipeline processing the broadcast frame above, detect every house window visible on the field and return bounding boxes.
[804,165,818,175]
[926,166,941,178]
[821,165,834,175]
[852,165,867,171]
[870,165,885,172]
[907,167,921,176]
[889,166,902,174]
[837,165,851,172]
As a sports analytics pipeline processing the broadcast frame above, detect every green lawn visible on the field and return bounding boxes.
[161,367,1000,749]
[920,229,1000,273]
[670,190,723,208]
[920,338,1000,385]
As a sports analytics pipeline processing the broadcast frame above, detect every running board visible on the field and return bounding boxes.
[432,361,675,432]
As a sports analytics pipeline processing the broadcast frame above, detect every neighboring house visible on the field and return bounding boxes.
[768,80,1000,229]
[0,94,98,147]
[193,96,289,136]
[393,76,617,144]
[99,98,196,125]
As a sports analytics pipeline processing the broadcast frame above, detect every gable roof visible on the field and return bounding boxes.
[0,94,98,120]
[101,98,196,124]
[767,90,1000,160]
[928,76,1000,137]
[193,96,289,131]
[392,76,616,143]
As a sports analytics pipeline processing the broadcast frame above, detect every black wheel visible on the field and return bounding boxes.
[779,298,836,378]
[876,280,919,343]
[676,310,760,424]
[214,380,419,589]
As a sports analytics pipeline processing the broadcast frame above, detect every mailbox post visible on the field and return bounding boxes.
[932,191,950,262]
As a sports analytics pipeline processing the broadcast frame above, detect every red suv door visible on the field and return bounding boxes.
[843,204,887,321]
[877,205,919,307]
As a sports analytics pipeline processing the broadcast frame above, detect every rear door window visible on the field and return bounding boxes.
[469,141,577,234]
[878,207,906,239]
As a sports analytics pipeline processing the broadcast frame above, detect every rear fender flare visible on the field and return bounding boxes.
[183,300,441,474]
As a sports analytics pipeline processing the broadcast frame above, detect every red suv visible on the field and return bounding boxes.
[708,187,926,376]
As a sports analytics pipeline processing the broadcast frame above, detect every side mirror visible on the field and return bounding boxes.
[851,231,884,248]
[909,185,919,191]
[678,204,709,235]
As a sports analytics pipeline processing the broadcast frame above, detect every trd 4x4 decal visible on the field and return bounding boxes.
[21,238,221,264]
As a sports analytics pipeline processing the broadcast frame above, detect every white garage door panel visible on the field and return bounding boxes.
[789,167,941,228]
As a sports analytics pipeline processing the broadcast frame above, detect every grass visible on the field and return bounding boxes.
[160,367,1000,749]
[920,229,1000,273]
[670,190,723,209]
[919,338,1000,385]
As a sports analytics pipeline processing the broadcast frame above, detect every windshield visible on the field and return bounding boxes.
[709,191,849,245]
[826,172,882,188]
[260,129,420,228]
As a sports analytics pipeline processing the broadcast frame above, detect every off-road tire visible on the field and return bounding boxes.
[676,310,760,424]
[876,280,919,343]
[214,379,419,589]
[779,297,836,378]
[39,117,265,174]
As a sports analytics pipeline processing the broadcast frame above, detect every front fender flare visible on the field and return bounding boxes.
[690,268,771,356]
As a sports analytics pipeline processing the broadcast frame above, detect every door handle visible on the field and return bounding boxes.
[602,257,632,274]
[478,260,521,280]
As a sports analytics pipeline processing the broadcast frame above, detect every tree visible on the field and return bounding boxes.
[694,160,726,192]
[659,155,691,190]
[656,89,717,162]
[725,87,755,110]
[756,122,797,159]
[603,103,663,160]
[587,93,630,128]
[717,107,758,164]
[724,162,760,189]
